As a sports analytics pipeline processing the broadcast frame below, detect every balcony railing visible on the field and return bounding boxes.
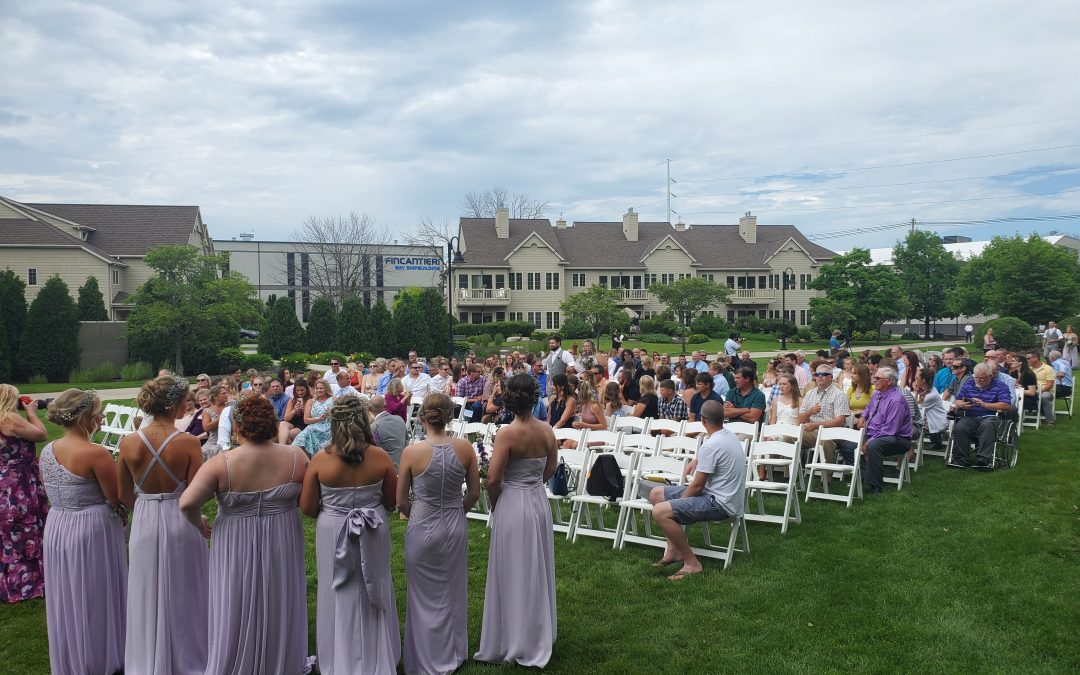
[619,288,649,303]
[729,288,777,303]
[457,288,511,304]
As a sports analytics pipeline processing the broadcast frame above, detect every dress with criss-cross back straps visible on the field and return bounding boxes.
[403,440,469,675]
[125,429,209,675]
[205,447,307,674]
[40,441,127,675]
[314,479,398,675]
[474,455,556,668]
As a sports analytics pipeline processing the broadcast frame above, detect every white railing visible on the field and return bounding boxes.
[621,289,649,302]
[730,289,776,302]
[457,288,511,302]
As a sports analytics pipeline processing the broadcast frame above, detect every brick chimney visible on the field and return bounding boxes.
[674,220,686,232]
[739,211,757,244]
[622,207,639,242]
[556,216,567,229]
[495,207,510,239]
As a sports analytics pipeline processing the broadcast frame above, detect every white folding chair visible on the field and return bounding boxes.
[744,436,802,533]
[725,421,759,444]
[1055,380,1074,418]
[619,433,658,457]
[757,422,804,490]
[95,404,125,451]
[611,416,650,435]
[566,438,635,544]
[613,451,689,551]
[648,419,685,436]
[804,426,865,508]
[1021,386,1053,431]
[548,445,588,534]
[452,421,492,442]
[450,396,467,422]
[683,421,706,437]
[405,399,424,440]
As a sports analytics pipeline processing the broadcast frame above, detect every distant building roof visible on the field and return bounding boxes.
[25,203,202,256]
[458,218,835,269]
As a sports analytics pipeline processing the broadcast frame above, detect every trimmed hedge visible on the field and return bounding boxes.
[310,351,347,366]
[640,315,682,336]
[975,317,1036,351]
[241,353,275,372]
[685,333,709,344]
[217,347,246,369]
[453,321,535,338]
[635,333,676,344]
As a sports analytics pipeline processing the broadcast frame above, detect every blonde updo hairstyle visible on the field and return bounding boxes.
[137,374,190,418]
[329,394,375,464]
[421,393,454,431]
[0,384,23,435]
[46,388,103,434]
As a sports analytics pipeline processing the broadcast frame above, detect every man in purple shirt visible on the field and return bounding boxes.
[950,363,1014,469]
[856,366,912,493]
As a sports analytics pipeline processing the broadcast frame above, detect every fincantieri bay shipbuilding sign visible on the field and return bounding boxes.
[215,238,442,323]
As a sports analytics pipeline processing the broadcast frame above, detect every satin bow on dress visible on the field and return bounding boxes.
[333,506,392,611]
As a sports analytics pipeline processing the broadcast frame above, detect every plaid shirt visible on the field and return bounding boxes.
[456,375,487,401]
[657,394,689,421]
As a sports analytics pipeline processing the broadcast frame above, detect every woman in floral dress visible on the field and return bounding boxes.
[0,384,50,603]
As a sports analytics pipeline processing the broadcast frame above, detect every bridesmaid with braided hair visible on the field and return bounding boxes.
[300,394,399,675]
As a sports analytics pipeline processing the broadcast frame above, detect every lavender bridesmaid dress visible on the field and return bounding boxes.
[40,442,127,675]
[474,455,557,668]
[403,441,468,675]
[125,430,209,675]
[205,449,307,674]
[315,481,399,675]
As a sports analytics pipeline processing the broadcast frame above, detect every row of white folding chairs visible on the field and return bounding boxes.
[94,403,139,453]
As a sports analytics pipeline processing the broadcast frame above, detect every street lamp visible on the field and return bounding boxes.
[446,236,464,357]
[781,266,795,350]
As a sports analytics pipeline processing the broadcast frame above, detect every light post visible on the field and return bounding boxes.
[781,266,794,350]
[446,236,464,357]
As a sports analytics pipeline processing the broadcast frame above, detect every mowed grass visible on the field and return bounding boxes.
[3,408,1078,672]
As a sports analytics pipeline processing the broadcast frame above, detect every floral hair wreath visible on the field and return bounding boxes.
[330,396,369,423]
[58,389,98,423]
[164,374,190,408]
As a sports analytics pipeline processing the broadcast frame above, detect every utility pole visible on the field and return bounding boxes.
[910,217,917,233]
[666,158,672,224]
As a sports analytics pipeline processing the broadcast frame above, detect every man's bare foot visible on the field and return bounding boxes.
[667,565,703,581]
[651,557,682,567]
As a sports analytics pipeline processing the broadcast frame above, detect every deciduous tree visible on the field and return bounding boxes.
[809,248,911,339]
[892,230,961,339]
[289,212,388,307]
[647,277,733,352]
[76,275,109,321]
[560,285,629,342]
[461,186,548,218]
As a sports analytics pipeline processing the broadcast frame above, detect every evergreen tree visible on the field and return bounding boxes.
[259,296,306,358]
[391,286,450,358]
[0,317,10,382]
[369,298,393,357]
[0,270,27,378]
[337,296,372,354]
[76,276,109,321]
[19,276,80,382]
[305,297,339,354]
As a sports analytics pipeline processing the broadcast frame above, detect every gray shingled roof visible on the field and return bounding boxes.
[26,203,200,256]
[0,216,122,263]
[458,218,835,269]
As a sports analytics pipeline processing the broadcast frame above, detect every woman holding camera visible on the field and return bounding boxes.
[0,384,49,604]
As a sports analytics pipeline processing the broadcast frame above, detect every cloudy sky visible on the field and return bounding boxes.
[2,0,1079,249]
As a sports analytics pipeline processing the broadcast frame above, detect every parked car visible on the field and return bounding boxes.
[239,328,260,340]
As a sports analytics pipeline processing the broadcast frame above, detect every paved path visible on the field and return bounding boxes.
[745,340,948,358]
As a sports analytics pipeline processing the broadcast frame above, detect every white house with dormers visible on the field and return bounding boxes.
[452,207,836,330]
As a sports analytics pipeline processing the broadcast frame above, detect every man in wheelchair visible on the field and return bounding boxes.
[949,363,1014,469]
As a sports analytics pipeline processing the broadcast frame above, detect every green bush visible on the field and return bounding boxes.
[29,374,48,385]
[476,334,493,347]
[280,353,313,373]
[685,333,709,344]
[561,317,593,340]
[70,361,117,383]
[795,328,816,343]
[635,333,675,344]
[241,353,275,371]
[690,314,732,338]
[640,314,682,336]
[121,361,154,381]
[311,351,347,366]
[347,351,376,365]
[975,317,1036,351]
[453,321,535,338]
[217,347,246,369]
[901,331,922,340]
[493,333,505,345]
[19,276,80,382]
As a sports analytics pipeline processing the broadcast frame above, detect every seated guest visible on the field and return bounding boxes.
[631,375,660,419]
[656,379,688,422]
[619,366,640,404]
[1027,351,1057,425]
[332,370,360,399]
[951,363,1013,468]
[708,361,731,398]
[547,374,577,429]
[915,368,948,450]
[648,400,746,581]
[1007,353,1039,414]
[267,378,290,419]
[384,378,408,421]
[278,379,310,444]
[1049,349,1073,399]
[569,381,607,446]
[602,381,625,419]
[370,395,407,468]
[723,367,766,424]
[856,367,911,494]
[944,358,975,402]
[983,353,1015,391]
[797,366,851,464]
[455,364,487,422]
[689,372,724,422]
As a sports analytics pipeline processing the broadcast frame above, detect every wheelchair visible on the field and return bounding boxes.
[944,407,1019,470]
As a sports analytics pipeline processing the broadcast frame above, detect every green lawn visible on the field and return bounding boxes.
[3,408,1077,672]
[16,381,146,395]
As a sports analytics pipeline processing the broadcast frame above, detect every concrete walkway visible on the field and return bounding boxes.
[744,340,949,358]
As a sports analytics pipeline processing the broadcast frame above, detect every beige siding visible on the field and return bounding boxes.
[642,245,695,313]
[0,247,110,308]
[0,202,25,219]
[504,239,565,318]
[118,257,156,297]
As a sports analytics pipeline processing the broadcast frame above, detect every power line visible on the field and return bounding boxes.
[806,213,1080,241]
[674,143,1080,184]
[677,166,1080,199]
[678,186,1080,216]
